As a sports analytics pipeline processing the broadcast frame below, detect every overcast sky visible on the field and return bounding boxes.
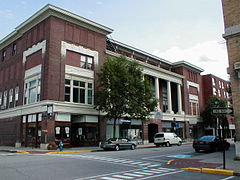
[0,0,229,80]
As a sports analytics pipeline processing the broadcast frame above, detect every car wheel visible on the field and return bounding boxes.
[165,142,170,147]
[115,145,120,151]
[178,141,182,146]
[131,144,135,150]
[195,149,200,153]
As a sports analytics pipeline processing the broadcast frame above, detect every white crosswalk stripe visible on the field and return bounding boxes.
[112,174,134,179]
[47,154,159,167]
[81,167,183,180]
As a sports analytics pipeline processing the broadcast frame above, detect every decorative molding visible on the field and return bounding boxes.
[61,41,99,67]
[65,65,94,79]
[24,64,42,79]
[23,40,46,64]
[187,80,200,91]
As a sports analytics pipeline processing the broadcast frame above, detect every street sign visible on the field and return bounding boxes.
[212,108,233,115]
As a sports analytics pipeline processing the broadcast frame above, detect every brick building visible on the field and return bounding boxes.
[0,4,212,148]
[202,74,234,137]
[222,0,240,159]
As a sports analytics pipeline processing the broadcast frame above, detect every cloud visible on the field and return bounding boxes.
[152,40,229,80]
[96,1,103,5]
[0,10,14,18]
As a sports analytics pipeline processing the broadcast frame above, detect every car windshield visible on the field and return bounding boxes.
[108,138,117,141]
[199,136,215,142]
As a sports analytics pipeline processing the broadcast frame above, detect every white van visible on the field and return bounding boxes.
[154,132,182,147]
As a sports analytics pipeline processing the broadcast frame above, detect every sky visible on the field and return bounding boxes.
[0,0,229,80]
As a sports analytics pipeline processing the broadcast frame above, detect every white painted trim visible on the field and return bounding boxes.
[187,80,200,91]
[65,65,94,79]
[61,41,99,67]
[189,94,199,102]
[23,40,46,64]
[106,50,183,84]
[0,100,99,119]
[24,64,42,79]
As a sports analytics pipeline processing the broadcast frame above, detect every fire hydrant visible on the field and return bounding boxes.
[59,141,63,151]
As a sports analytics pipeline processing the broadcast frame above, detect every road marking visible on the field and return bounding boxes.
[221,176,234,180]
[123,173,144,177]
[137,170,183,180]
[133,171,153,175]
[112,174,134,179]
[100,177,122,180]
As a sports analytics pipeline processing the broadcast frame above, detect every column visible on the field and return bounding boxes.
[167,81,173,114]
[155,77,161,111]
[177,83,184,114]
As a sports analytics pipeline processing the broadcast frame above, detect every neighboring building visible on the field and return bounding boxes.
[202,74,234,137]
[222,0,240,159]
[0,4,207,148]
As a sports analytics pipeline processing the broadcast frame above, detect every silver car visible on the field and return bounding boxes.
[100,138,136,151]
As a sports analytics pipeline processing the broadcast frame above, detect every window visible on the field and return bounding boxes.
[80,56,86,68]
[213,87,217,95]
[3,91,7,107]
[212,78,216,86]
[9,89,13,103]
[2,50,6,61]
[80,55,94,70]
[12,43,17,56]
[0,92,2,105]
[15,86,19,107]
[24,79,41,104]
[88,83,93,104]
[64,79,71,102]
[87,57,93,70]
[64,79,93,105]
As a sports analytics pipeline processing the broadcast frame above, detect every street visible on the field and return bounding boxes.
[0,144,239,180]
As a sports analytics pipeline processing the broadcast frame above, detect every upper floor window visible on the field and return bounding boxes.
[212,78,216,86]
[24,79,41,104]
[80,55,93,70]
[3,91,7,107]
[12,43,17,56]
[0,92,2,105]
[2,50,6,61]
[15,86,19,107]
[64,78,93,105]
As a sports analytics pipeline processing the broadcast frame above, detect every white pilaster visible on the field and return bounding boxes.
[167,81,173,114]
[177,83,184,114]
[155,77,161,111]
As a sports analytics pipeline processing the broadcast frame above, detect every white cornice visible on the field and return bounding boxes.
[106,50,184,84]
[108,39,172,65]
[0,4,113,50]
[0,100,99,119]
[173,60,204,73]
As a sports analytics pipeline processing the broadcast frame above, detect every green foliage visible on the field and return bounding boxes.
[201,96,228,129]
[95,55,157,136]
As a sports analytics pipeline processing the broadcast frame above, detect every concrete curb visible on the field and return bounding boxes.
[181,167,240,176]
[0,142,192,154]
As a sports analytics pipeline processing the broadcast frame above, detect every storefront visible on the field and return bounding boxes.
[106,118,142,141]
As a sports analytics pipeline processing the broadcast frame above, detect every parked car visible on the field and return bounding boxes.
[154,132,182,147]
[99,138,137,151]
[193,135,230,152]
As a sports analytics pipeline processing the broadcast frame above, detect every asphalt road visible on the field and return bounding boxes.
[0,144,238,180]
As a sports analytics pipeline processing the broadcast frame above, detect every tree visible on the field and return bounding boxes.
[95,55,157,138]
[201,96,228,135]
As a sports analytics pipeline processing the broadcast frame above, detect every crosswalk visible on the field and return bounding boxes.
[76,167,183,180]
[46,154,161,167]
